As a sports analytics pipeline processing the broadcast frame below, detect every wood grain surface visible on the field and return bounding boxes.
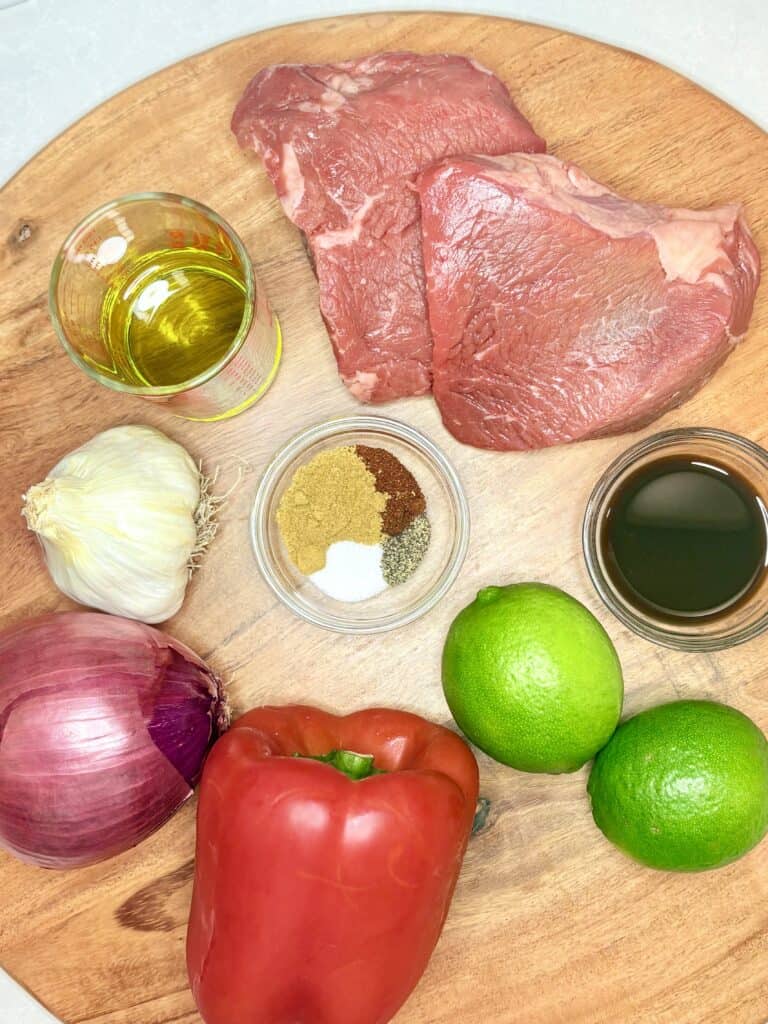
[1,12,767,1024]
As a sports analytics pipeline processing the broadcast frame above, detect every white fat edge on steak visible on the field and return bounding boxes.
[278,143,305,218]
[345,371,381,401]
[448,153,746,290]
[467,57,496,76]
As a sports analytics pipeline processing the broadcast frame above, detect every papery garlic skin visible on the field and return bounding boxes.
[23,425,203,623]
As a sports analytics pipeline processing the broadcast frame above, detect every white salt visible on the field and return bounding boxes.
[310,541,387,602]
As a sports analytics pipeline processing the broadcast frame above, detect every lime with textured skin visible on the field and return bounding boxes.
[588,700,768,871]
[442,583,623,773]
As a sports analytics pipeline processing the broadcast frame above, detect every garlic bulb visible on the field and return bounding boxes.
[22,425,214,624]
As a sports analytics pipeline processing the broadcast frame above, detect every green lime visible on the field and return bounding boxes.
[588,700,768,871]
[442,583,623,773]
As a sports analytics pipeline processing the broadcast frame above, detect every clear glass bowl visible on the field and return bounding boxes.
[583,428,768,651]
[251,416,469,633]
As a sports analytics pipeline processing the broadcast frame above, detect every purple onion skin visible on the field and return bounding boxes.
[0,612,227,870]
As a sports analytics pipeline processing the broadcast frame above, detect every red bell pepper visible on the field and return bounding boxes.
[186,705,479,1024]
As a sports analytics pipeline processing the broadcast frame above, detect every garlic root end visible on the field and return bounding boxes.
[189,465,242,575]
[21,480,56,536]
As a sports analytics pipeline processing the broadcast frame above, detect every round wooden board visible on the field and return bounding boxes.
[1,12,767,1024]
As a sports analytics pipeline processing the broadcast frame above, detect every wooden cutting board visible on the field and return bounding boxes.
[1,12,766,1024]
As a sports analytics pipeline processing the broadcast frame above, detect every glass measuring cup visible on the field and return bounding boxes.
[49,193,282,421]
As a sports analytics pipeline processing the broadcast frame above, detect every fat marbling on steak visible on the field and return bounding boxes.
[232,52,545,402]
[417,153,760,450]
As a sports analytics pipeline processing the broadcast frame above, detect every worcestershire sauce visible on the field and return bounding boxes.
[603,456,767,620]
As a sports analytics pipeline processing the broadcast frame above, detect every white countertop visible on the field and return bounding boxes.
[0,1,765,1022]
[0,0,766,188]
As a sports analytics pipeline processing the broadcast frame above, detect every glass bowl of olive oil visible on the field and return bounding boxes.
[583,428,768,651]
[49,193,281,421]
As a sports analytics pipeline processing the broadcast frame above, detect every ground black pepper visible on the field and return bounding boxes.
[355,445,426,536]
[382,514,431,585]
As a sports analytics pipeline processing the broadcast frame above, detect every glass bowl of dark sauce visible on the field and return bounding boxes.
[583,429,768,650]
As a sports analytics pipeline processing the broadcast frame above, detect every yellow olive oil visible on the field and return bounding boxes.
[98,247,247,387]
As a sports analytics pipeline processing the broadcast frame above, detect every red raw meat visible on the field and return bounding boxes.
[417,153,761,450]
[232,53,545,401]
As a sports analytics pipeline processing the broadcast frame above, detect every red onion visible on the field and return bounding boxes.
[0,612,227,869]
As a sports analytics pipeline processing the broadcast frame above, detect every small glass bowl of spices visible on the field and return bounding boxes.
[251,416,469,633]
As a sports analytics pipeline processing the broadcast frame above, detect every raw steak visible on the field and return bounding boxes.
[232,53,545,401]
[417,153,761,450]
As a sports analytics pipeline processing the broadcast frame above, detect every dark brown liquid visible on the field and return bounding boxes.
[602,456,767,620]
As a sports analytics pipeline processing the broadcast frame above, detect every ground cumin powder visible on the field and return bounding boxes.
[276,447,386,574]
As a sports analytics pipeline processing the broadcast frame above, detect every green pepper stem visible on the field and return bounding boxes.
[298,748,384,781]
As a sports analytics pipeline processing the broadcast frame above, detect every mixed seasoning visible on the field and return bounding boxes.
[276,445,431,602]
